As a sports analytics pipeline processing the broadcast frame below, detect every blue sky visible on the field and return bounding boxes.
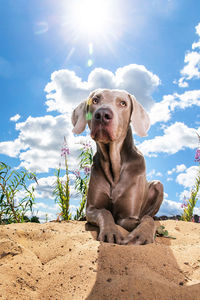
[0,0,200,221]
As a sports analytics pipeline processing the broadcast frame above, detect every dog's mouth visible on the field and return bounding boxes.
[89,107,117,143]
[91,123,114,143]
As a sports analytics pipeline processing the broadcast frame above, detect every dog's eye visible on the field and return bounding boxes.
[92,98,99,104]
[120,101,127,107]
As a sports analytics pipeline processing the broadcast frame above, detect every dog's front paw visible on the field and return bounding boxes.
[98,226,123,244]
[120,216,156,245]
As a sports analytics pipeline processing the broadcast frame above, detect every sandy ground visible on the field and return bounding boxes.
[0,220,200,300]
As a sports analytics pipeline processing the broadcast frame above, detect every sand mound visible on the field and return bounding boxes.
[0,220,200,299]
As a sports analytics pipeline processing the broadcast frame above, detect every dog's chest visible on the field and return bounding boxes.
[109,181,135,218]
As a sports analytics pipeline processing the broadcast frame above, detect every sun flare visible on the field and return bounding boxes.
[68,0,117,40]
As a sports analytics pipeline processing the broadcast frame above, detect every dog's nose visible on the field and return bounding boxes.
[94,108,113,124]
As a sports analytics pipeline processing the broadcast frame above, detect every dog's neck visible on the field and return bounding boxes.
[97,126,134,186]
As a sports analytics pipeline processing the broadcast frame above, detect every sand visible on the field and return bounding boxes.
[0,220,200,300]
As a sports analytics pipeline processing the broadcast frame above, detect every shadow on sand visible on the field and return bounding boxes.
[85,222,200,300]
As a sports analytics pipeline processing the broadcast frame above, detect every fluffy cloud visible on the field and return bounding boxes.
[16,114,74,172]
[10,114,21,122]
[45,64,160,113]
[180,51,200,81]
[158,197,200,217]
[157,192,184,216]
[177,22,200,87]
[157,199,183,216]
[138,122,199,156]
[0,113,91,173]
[149,90,200,125]
[0,138,27,157]
[32,202,80,222]
[31,176,56,200]
[179,188,200,213]
[167,164,186,175]
[176,165,199,188]
[31,173,79,200]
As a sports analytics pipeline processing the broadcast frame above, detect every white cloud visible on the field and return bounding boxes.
[176,165,199,188]
[149,95,173,124]
[33,202,49,209]
[179,190,191,202]
[157,192,186,217]
[0,110,96,175]
[157,199,183,216]
[147,169,162,179]
[192,42,200,50]
[166,177,173,182]
[149,90,200,125]
[167,164,186,175]
[176,165,200,214]
[45,64,160,113]
[175,78,189,88]
[139,122,199,156]
[176,22,200,87]
[0,114,84,173]
[31,203,80,222]
[176,164,187,173]
[158,197,200,217]
[179,187,200,216]
[192,23,200,50]
[31,176,56,199]
[30,173,80,201]
[10,114,21,122]
[167,170,173,176]
[0,138,27,158]
[180,51,200,80]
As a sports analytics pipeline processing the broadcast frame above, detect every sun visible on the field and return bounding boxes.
[67,0,118,41]
[73,0,109,35]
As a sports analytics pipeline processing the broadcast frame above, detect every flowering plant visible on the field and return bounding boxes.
[74,142,93,220]
[0,162,37,224]
[53,139,93,221]
[181,134,200,222]
[53,137,71,221]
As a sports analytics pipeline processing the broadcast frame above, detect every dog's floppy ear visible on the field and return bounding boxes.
[129,94,150,137]
[71,101,87,134]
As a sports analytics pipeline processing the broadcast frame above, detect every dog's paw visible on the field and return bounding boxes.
[98,226,123,244]
[120,216,156,245]
[120,228,154,245]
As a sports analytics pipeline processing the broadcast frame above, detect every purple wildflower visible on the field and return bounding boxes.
[84,166,91,176]
[61,146,70,157]
[81,141,92,151]
[195,149,200,162]
[73,169,81,178]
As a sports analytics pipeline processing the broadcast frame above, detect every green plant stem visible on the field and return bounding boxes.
[0,162,36,224]
[181,166,200,221]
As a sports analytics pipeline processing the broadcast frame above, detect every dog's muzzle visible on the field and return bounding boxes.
[94,107,113,125]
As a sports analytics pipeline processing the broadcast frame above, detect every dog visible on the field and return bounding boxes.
[72,89,163,245]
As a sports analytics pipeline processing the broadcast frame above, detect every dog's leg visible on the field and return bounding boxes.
[141,180,164,217]
[87,206,124,244]
[86,164,124,244]
[121,181,163,245]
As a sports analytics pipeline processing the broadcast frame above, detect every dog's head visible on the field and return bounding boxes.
[71,89,150,144]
